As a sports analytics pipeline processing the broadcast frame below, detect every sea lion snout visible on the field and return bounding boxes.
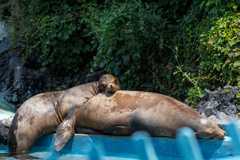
[215,130,226,139]
[106,83,118,92]
[211,126,226,139]
[197,118,226,139]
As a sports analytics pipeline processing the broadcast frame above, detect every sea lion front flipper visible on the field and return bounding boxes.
[54,117,75,152]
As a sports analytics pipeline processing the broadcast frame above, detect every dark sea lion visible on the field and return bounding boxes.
[7,74,121,156]
[75,91,226,139]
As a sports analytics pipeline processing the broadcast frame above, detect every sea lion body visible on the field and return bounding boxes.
[8,74,121,153]
[76,91,226,139]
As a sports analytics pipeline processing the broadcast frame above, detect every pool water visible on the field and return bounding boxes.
[0,134,234,160]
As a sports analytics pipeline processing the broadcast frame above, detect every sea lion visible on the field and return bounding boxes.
[75,91,226,139]
[7,74,121,154]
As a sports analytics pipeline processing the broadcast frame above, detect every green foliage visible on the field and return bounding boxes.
[86,1,165,90]
[0,1,12,20]
[5,0,240,106]
[9,0,94,74]
[200,0,238,13]
[85,0,195,98]
[199,11,240,87]
[172,46,204,107]
[85,0,240,106]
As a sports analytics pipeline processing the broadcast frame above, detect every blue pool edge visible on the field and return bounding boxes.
[0,134,234,160]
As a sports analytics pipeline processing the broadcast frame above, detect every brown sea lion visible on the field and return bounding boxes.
[75,91,226,139]
[7,74,121,155]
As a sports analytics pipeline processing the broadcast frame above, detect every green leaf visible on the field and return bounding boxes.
[83,44,90,52]
[233,60,240,68]
[225,88,230,92]
[199,93,204,98]
[99,61,105,68]
[229,39,237,47]
[236,94,240,98]
[73,46,79,53]
[53,47,57,53]
[235,52,240,57]
[114,68,121,75]
[233,5,238,10]
[123,54,129,63]
[63,33,69,40]
[236,0,240,5]
[74,68,79,72]
[57,32,62,38]
[55,87,61,91]
[108,62,116,68]
[45,40,50,45]
[200,1,206,8]
[118,73,127,82]
[206,1,214,6]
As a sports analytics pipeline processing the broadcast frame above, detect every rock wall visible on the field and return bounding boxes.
[0,49,49,104]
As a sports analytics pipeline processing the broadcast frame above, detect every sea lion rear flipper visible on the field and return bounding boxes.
[54,118,75,152]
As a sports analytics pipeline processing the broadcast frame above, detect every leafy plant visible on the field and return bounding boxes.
[199,11,240,88]
[5,0,240,106]
[9,0,94,75]
[171,46,204,107]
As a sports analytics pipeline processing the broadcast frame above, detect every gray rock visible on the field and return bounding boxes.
[0,66,47,103]
[0,68,13,90]
[11,93,18,103]
[0,55,9,67]
[0,116,13,145]
[219,99,237,115]
[0,125,8,145]
[0,116,13,127]
[14,66,23,80]
[207,112,237,131]
[9,57,23,69]
[8,50,20,58]
[0,65,8,77]
[0,37,11,55]
[197,85,240,130]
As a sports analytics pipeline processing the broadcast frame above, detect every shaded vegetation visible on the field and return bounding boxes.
[1,0,240,107]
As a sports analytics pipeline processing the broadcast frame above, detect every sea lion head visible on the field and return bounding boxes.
[98,74,121,93]
[196,118,226,139]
